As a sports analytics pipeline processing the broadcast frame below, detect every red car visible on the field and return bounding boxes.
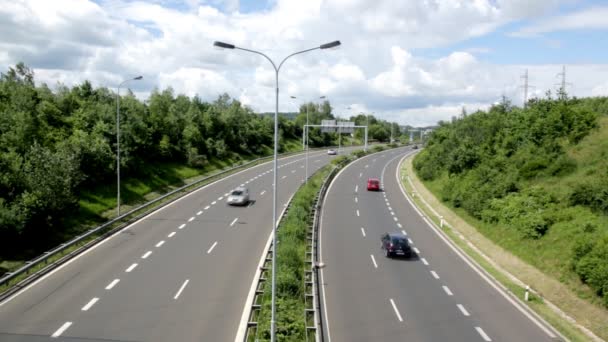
[367,178,380,191]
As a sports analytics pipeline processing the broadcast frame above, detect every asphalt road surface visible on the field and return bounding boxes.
[319,147,562,342]
[0,148,356,342]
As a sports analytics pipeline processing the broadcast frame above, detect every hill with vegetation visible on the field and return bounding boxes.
[414,93,608,308]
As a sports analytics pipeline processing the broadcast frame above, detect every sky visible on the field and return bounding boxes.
[1,0,607,127]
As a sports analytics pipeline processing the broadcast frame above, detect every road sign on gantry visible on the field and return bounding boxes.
[337,121,355,134]
[321,120,336,132]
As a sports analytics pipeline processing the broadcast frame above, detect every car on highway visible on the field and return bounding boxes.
[327,149,337,155]
[367,178,380,191]
[412,144,418,149]
[227,186,249,206]
[381,233,412,258]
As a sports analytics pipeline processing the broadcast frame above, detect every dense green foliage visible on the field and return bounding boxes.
[414,94,608,306]
[0,63,305,260]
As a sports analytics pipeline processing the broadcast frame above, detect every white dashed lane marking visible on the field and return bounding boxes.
[105,279,120,290]
[361,227,366,237]
[141,251,152,259]
[174,279,190,300]
[196,211,203,215]
[230,218,238,227]
[443,286,453,296]
[457,304,470,316]
[81,297,99,311]
[476,327,492,341]
[51,322,72,338]
[204,206,210,210]
[356,210,360,217]
[421,258,429,266]
[125,263,138,273]
[207,241,218,254]
[390,299,403,322]
[370,255,378,268]
[155,240,165,248]
[188,216,195,222]
[179,224,186,229]
[430,271,440,279]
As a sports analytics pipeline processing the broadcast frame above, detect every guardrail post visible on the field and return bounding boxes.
[440,216,444,228]
[525,285,530,301]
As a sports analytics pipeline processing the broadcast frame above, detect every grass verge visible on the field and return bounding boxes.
[400,154,606,342]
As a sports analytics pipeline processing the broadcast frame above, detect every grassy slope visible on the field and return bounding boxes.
[420,117,608,338]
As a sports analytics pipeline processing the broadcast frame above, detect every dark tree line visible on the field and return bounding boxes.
[414,93,608,306]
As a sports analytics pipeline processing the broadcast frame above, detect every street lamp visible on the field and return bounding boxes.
[214,39,340,342]
[291,95,326,183]
[116,75,143,216]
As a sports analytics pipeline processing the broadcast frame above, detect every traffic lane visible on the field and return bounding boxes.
[0,150,334,339]
[321,160,407,342]
[383,154,557,341]
[64,155,324,341]
[322,149,435,341]
[323,149,480,341]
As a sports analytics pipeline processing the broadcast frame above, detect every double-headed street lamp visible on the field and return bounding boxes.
[291,95,326,183]
[214,40,340,342]
[116,75,143,216]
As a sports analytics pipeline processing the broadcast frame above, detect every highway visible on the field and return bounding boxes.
[319,147,562,341]
[0,148,353,342]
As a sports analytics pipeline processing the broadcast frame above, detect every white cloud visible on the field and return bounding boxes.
[0,0,606,128]
[510,6,608,37]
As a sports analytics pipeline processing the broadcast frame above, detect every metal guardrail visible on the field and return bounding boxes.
[0,147,335,301]
[305,163,342,342]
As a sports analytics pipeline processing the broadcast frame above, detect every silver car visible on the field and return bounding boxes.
[227,187,249,206]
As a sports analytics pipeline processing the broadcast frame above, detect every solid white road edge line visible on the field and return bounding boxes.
[105,279,120,290]
[174,279,190,300]
[51,322,72,338]
[234,193,295,342]
[390,298,404,322]
[394,154,558,339]
[81,297,99,311]
[0,150,329,307]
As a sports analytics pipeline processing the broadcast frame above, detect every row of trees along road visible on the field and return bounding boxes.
[0,63,404,268]
[414,93,608,307]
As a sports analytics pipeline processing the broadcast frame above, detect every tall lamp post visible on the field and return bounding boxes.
[291,95,326,183]
[214,40,340,342]
[116,75,143,216]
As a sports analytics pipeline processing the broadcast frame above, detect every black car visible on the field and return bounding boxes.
[381,233,412,258]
